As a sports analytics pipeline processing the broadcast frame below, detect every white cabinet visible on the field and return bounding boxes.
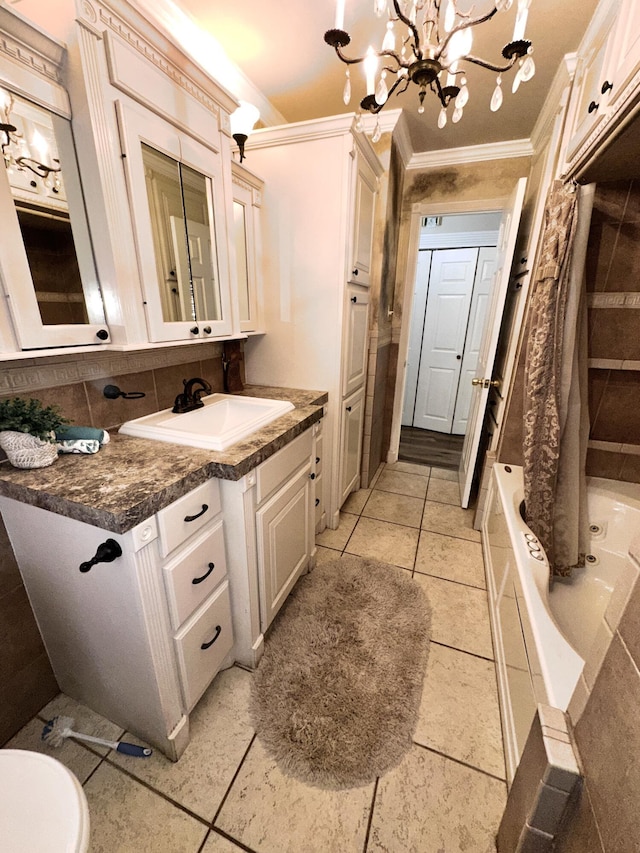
[0,478,233,761]
[219,423,320,667]
[244,116,383,528]
[231,162,263,333]
[340,387,365,506]
[608,0,640,110]
[349,153,378,286]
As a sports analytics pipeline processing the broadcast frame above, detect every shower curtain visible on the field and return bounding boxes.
[522,180,595,579]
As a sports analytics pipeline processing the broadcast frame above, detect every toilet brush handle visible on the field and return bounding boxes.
[115,742,153,757]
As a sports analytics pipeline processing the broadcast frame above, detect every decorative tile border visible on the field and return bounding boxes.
[588,439,640,457]
[0,342,223,395]
[588,293,640,308]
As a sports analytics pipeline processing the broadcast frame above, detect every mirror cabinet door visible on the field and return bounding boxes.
[119,102,231,342]
[231,163,262,333]
[0,88,109,349]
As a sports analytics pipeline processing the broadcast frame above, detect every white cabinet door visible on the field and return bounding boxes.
[257,462,313,629]
[348,153,377,286]
[565,0,619,166]
[342,284,370,397]
[339,387,365,506]
[412,248,478,433]
[609,0,640,111]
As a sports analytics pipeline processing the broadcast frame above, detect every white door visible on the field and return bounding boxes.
[342,284,370,397]
[459,178,527,508]
[452,247,498,435]
[402,250,432,425]
[412,248,478,433]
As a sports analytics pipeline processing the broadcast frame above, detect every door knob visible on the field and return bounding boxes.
[472,378,500,388]
[471,378,484,386]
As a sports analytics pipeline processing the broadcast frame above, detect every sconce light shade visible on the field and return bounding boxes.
[230,101,260,162]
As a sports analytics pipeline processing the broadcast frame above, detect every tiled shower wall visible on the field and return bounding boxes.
[0,339,234,744]
[585,179,640,482]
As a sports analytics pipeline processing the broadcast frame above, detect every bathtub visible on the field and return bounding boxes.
[482,463,640,784]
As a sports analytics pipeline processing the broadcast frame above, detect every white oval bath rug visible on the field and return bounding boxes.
[250,555,432,789]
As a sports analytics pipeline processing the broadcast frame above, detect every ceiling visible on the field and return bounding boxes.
[9,0,600,154]
[176,0,600,153]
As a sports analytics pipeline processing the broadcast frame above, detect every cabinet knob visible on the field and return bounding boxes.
[601,80,613,95]
[456,354,461,360]
[351,296,357,303]
[310,472,316,480]
[203,326,212,335]
[79,539,122,573]
[352,268,358,276]
[96,329,109,341]
[346,405,352,412]
[190,326,199,335]
[315,498,320,507]
[588,100,599,114]
[316,456,320,464]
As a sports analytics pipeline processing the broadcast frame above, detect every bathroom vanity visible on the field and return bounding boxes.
[0,387,325,760]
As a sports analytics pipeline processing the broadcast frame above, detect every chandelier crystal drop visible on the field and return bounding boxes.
[343,69,352,105]
[324,0,534,128]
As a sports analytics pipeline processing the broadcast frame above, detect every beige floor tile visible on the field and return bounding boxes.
[415,644,505,778]
[342,488,371,515]
[201,831,247,852]
[345,517,419,570]
[37,693,125,757]
[215,739,373,853]
[426,477,462,505]
[415,530,486,588]
[369,464,384,488]
[413,574,493,659]
[362,489,424,528]
[375,469,429,498]
[108,667,254,821]
[315,545,343,565]
[430,467,459,482]
[84,761,208,853]
[368,744,506,853]
[4,718,103,784]
[385,460,431,477]
[315,512,358,551]
[421,499,481,542]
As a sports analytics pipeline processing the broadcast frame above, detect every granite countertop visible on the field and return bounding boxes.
[0,385,327,534]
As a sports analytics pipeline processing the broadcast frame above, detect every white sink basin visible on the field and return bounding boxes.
[119,393,295,451]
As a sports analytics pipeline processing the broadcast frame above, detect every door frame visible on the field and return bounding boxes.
[388,196,511,467]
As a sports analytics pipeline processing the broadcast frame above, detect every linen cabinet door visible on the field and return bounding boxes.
[348,152,377,286]
[339,387,365,507]
[256,463,313,629]
[342,284,370,398]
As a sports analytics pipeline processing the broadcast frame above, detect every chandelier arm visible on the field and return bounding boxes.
[438,6,499,60]
[15,156,61,178]
[454,53,519,74]
[390,0,422,57]
[335,45,408,71]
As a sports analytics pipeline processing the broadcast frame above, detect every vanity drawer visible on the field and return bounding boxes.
[163,520,227,630]
[174,580,233,712]
[157,479,221,557]
[256,429,313,505]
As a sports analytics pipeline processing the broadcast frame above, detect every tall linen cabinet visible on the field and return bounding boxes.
[244,116,382,529]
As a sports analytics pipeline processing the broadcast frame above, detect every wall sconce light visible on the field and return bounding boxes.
[230,101,260,163]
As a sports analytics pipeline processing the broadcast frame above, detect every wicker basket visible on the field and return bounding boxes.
[0,430,58,469]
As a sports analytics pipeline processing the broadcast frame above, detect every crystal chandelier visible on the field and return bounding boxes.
[324,0,535,130]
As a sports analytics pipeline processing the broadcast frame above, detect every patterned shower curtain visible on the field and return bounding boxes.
[523,180,594,579]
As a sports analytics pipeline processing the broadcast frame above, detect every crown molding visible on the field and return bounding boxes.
[389,110,413,167]
[407,137,532,170]
[248,112,360,149]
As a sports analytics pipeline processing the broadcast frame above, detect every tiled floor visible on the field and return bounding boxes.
[5,461,507,852]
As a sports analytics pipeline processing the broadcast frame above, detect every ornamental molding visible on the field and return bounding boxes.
[0,29,63,85]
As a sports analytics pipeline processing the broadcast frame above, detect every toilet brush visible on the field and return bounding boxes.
[42,716,152,757]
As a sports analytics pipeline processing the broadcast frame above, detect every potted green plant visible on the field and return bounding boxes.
[0,397,70,469]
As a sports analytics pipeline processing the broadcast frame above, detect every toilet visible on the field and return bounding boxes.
[0,749,90,852]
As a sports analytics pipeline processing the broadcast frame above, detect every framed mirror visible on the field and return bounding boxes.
[118,101,231,342]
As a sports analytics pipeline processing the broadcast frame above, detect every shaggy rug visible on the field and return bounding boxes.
[250,555,432,789]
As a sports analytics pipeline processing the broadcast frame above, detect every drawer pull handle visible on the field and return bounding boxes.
[310,472,316,480]
[201,625,221,650]
[192,562,215,585]
[184,504,208,523]
[316,456,320,464]
[315,498,320,507]
[79,539,122,573]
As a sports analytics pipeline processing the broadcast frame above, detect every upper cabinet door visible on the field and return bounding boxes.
[231,162,263,334]
[348,151,378,287]
[0,80,109,349]
[117,101,232,343]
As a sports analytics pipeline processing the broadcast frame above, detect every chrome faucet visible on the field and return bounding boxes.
[172,377,212,413]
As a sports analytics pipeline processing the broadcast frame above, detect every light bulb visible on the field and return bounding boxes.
[444,0,455,32]
[375,0,387,17]
[364,46,378,95]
